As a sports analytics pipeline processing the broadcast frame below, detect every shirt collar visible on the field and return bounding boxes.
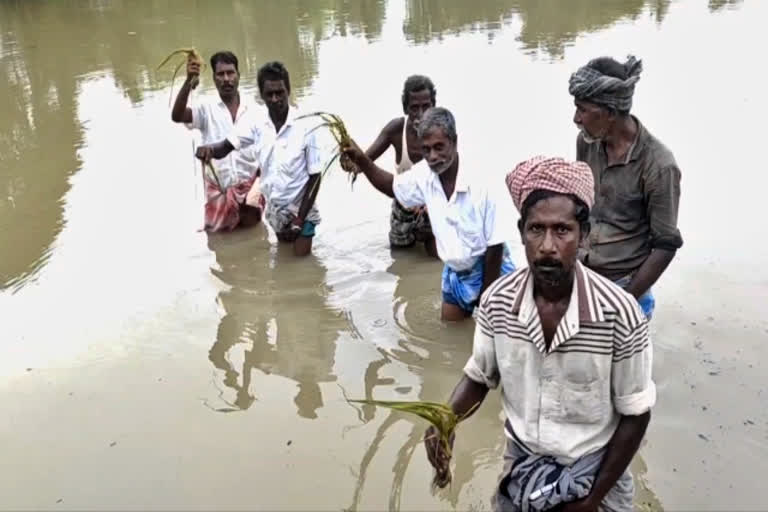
[512,261,603,325]
[597,115,648,166]
[426,156,469,195]
[623,115,647,164]
[455,163,470,193]
[216,94,253,121]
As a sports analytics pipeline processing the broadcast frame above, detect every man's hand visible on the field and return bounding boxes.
[280,216,303,243]
[195,145,214,163]
[186,56,201,89]
[341,138,367,167]
[424,426,454,476]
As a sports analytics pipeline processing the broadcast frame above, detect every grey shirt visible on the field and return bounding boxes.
[576,116,683,279]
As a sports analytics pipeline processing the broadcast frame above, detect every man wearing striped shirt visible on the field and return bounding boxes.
[425,156,655,511]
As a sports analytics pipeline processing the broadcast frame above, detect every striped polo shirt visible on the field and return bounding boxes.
[463,261,656,464]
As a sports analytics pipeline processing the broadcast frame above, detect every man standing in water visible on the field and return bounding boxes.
[343,107,516,322]
[365,75,438,257]
[195,61,324,257]
[569,55,683,319]
[426,156,655,511]
[171,51,263,231]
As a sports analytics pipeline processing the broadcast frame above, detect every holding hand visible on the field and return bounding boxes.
[424,425,455,488]
[195,145,214,163]
[186,55,201,89]
[340,138,367,166]
[280,216,304,243]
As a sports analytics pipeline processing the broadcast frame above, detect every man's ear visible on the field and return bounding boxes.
[579,221,592,247]
[517,218,525,245]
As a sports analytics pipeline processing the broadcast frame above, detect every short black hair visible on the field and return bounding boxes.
[210,51,239,73]
[257,61,291,94]
[518,189,591,235]
[401,74,436,111]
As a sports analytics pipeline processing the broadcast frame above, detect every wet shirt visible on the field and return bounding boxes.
[463,262,656,464]
[227,105,324,207]
[576,117,683,279]
[186,95,260,189]
[392,161,510,272]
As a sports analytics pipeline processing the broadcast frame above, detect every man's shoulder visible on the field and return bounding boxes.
[383,116,405,137]
[637,119,679,172]
[479,267,528,308]
[580,264,647,329]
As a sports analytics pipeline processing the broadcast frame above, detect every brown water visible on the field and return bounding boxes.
[1,0,764,510]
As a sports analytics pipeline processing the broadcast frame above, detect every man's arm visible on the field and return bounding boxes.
[171,58,200,124]
[364,119,398,162]
[343,140,395,198]
[628,163,683,297]
[424,375,489,479]
[624,249,675,299]
[563,412,650,511]
[480,243,504,299]
[286,174,321,239]
[195,139,235,162]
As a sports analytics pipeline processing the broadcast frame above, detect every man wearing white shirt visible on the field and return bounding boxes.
[171,51,263,232]
[343,107,516,321]
[196,61,324,257]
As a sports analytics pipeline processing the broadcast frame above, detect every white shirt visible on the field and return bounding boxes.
[227,105,324,207]
[464,262,656,464]
[392,160,509,271]
[186,94,260,189]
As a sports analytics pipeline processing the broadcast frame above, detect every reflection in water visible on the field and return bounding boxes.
[205,228,346,419]
[0,0,759,509]
[342,254,505,511]
[403,0,674,57]
[709,0,743,12]
[0,0,384,291]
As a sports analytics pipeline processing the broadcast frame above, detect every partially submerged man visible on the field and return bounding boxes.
[195,61,323,257]
[171,51,263,231]
[343,107,516,322]
[425,156,655,511]
[569,55,683,319]
[364,75,438,256]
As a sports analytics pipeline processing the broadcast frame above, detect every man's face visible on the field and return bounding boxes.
[405,89,434,129]
[213,62,239,96]
[521,195,584,288]
[573,99,612,143]
[420,127,456,175]
[261,79,289,117]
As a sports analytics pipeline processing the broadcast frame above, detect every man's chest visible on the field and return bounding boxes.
[425,191,485,244]
[495,330,614,421]
[587,157,648,224]
[257,128,307,174]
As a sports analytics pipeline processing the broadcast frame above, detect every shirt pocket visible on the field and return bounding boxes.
[274,136,305,177]
[446,203,484,251]
[548,377,608,425]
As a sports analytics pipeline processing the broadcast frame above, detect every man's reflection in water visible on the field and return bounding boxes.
[205,226,344,418]
[345,252,505,511]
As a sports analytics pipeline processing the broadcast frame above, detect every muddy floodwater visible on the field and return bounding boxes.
[0,0,764,510]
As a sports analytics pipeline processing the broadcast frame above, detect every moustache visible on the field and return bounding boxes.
[534,259,563,269]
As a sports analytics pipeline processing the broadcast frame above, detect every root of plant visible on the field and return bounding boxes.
[347,398,479,489]
[157,47,204,105]
[296,111,361,195]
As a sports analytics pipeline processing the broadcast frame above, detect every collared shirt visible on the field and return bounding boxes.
[392,160,510,271]
[463,261,656,464]
[227,105,324,207]
[186,94,260,189]
[576,116,683,279]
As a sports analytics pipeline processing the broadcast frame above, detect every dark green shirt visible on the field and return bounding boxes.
[576,116,683,279]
